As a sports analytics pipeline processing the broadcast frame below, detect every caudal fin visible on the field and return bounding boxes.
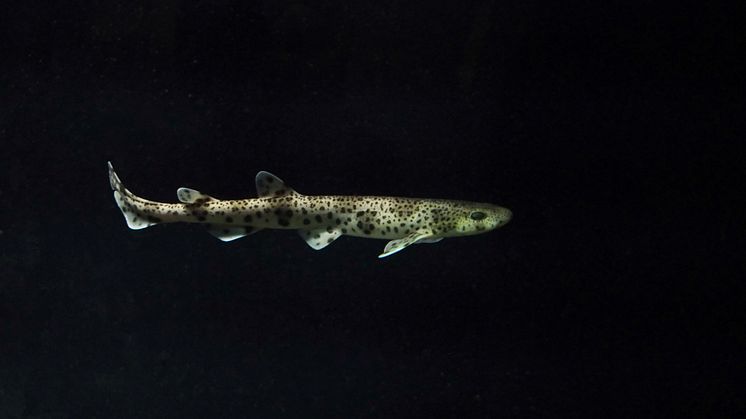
[108,161,160,230]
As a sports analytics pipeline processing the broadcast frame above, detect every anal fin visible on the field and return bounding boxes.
[207,224,262,242]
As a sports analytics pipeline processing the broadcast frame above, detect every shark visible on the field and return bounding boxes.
[108,162,512,258]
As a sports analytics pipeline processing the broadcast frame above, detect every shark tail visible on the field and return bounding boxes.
[108,161,162,230]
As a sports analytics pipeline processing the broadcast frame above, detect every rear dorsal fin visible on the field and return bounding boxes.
[177,187,214,204]
[255,171,298,198]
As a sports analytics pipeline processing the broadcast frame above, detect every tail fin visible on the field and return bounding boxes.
[108,161,159,230]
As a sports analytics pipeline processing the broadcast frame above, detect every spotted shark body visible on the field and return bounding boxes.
[108,162,511,258]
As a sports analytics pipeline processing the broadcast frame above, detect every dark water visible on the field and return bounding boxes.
[0,1,739,417]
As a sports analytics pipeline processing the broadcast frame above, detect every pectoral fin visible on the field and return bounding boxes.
[378,231,441,258]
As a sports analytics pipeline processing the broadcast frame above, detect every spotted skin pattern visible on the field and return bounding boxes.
[108,162,512,258]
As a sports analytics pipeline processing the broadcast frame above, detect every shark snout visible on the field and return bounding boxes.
[496,207,512,226]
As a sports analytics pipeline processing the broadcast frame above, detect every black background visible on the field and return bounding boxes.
[0,1,741,417]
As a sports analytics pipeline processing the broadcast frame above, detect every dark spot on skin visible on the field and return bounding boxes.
[303,218,311,225]
[364,230,371,235]
[301,208,307,215]
[327,237,334,243]
[341,228,347,234]
[315,215,323,223]
[335,218,341,225]
[278,219,290,227]
[368,224,374,230]
[356,221,363,229]
[356,211,365,217]
[147,216,161,223]
[285,209,293,218]
[327,212,333,219]
[225,216,233,223]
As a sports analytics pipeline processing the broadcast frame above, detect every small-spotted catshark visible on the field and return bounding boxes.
[108,162,511,258]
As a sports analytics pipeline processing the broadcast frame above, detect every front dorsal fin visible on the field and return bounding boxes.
[255,171,298,198]
[177,187,215,204]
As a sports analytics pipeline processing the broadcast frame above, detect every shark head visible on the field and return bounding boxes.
[449,202,512,237]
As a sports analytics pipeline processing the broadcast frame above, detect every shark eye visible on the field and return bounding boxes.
[470,211,486,221]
